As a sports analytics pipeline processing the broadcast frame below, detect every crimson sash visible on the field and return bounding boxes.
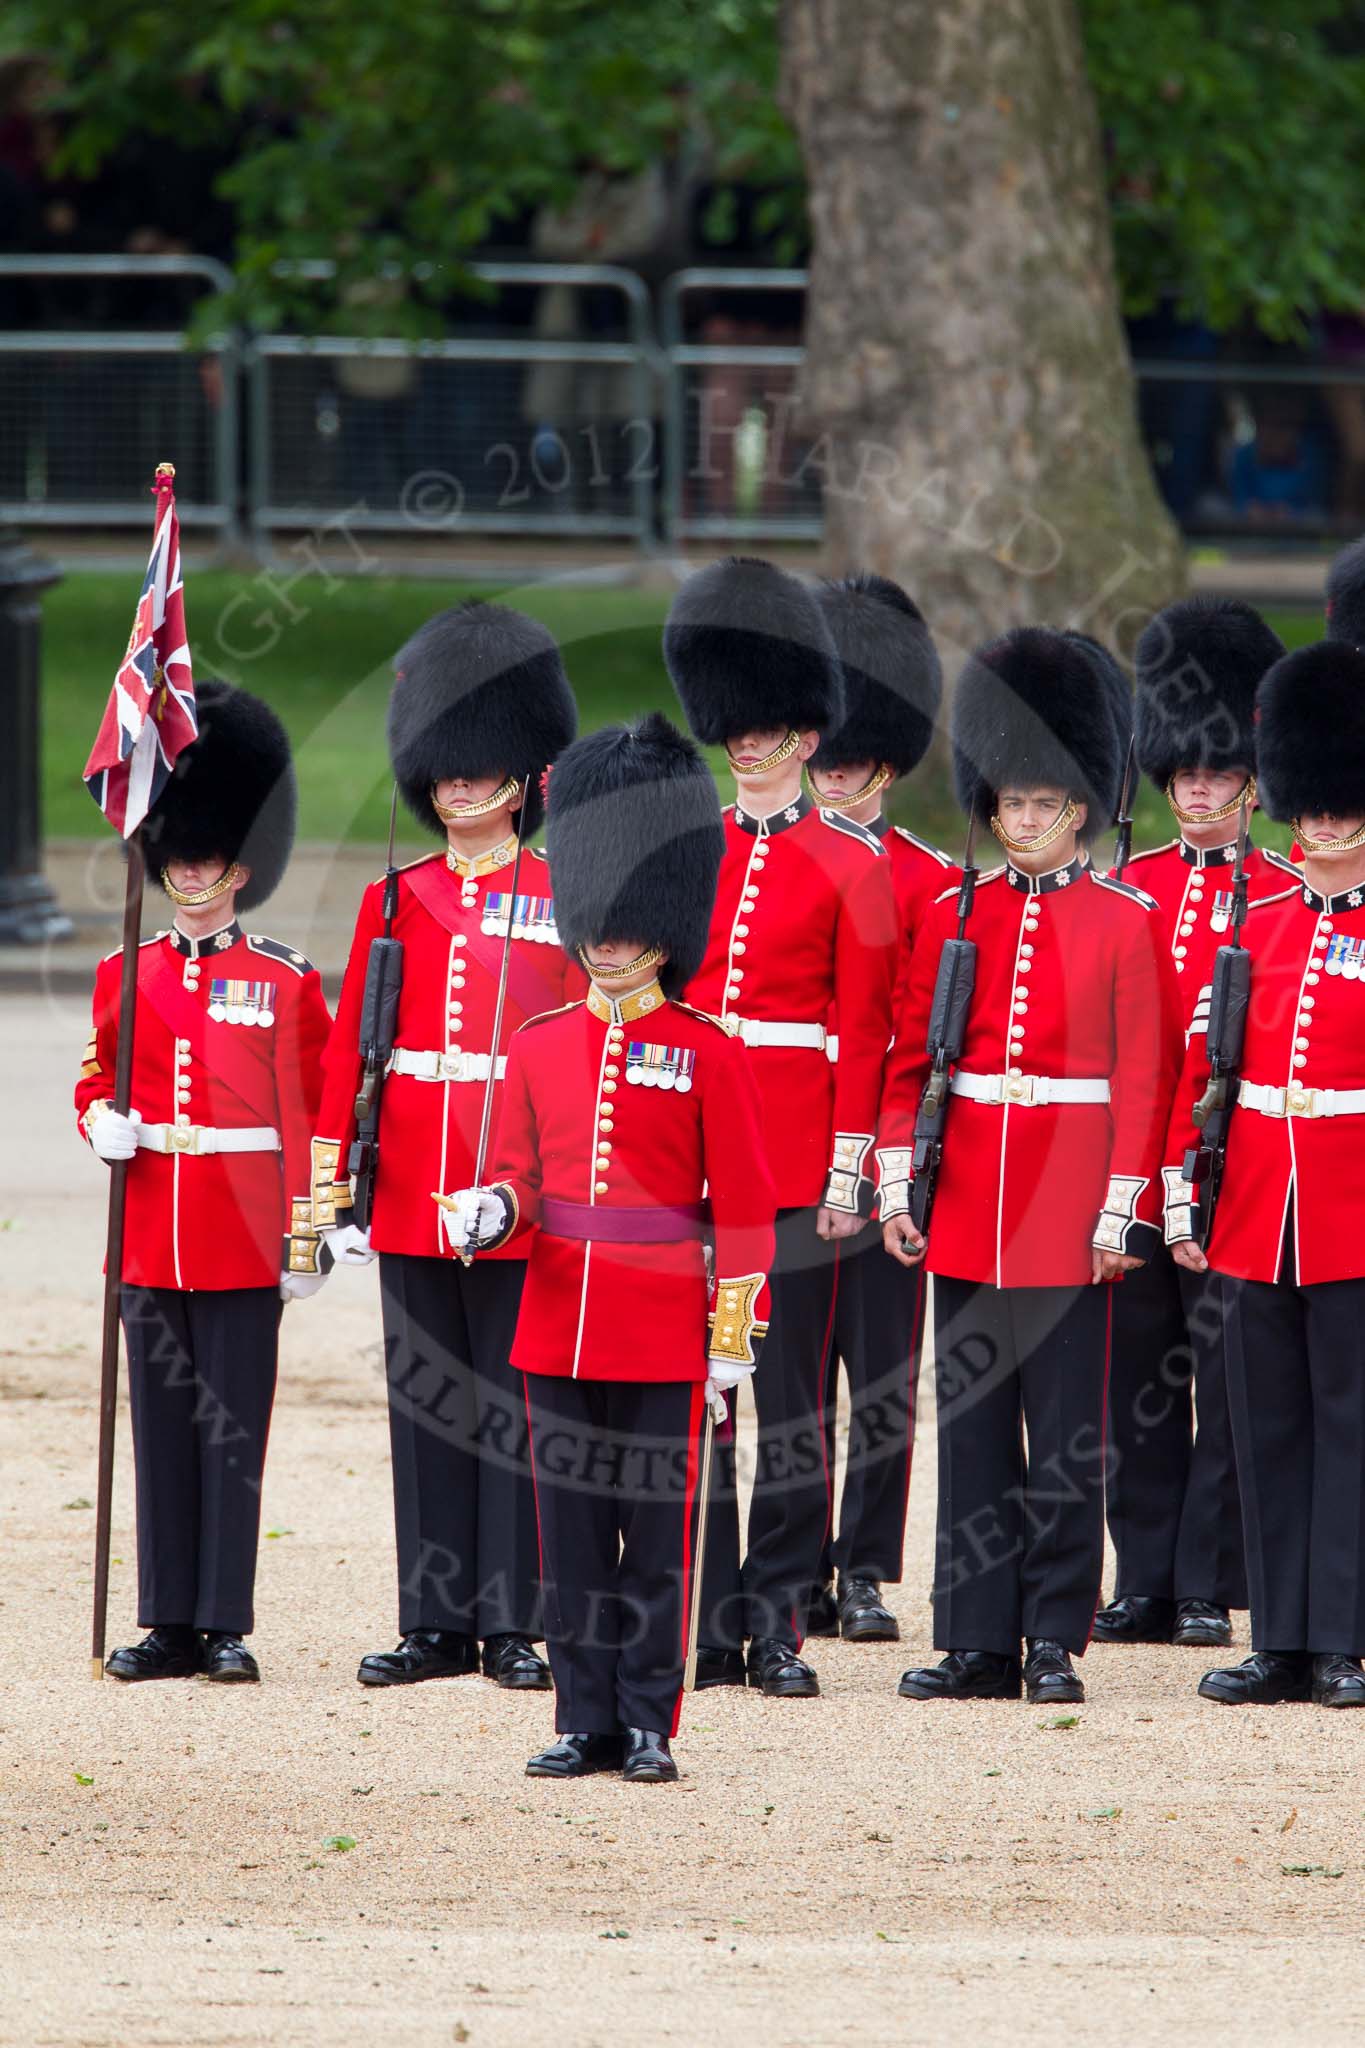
[403,858,566,1020]
[138,948,281,1128]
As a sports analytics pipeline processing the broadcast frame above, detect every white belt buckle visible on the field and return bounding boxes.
[1003,1073,1037,1106]
[720,1014,741,1040]
[167,1123,201,1154]
[1285,1084,1322,1119]
[438,1051,463,1082]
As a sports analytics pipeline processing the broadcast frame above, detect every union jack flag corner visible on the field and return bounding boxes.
[82,464,197,838]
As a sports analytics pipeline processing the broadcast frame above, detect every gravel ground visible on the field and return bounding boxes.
[4,994,1363,2046]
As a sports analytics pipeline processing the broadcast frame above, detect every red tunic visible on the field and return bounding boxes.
[1117,838,1300,1006]
[878,856,1182,1288]
[75,921,332,1291]
[1163,879,1365,1286]
[486,983,777,1382]
[684,795,899,1212]
[311,845,582,1259]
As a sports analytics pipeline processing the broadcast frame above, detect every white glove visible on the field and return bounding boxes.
[324,1221,376,1267]
[280,1270,328,1303]
[89,1108,142,1162]
[704,1378,730,1424]
[438,1187,507,1254]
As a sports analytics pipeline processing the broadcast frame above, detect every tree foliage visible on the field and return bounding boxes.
[7,0,1365,340]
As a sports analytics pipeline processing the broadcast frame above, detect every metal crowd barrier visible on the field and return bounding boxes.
[0,255,240,541]
[245,264,660,552]
[4,254,1365,555]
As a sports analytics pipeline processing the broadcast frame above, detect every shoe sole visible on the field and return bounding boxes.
[897,1682,1022,1700]
[105,1666,202,1682]
[205,1668,260,1683]
[356,1666,476,1687]
[1197,1683,1309,1704]
[1174,1629,1233,1648]
[623,1766,680,1783]
[841,1619,901,1642]
[1026,1684,1085,1705]
[525,1758,622,1778]
[487,1669,554,1690]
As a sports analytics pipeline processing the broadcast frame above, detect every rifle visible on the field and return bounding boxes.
[459,788,532,1263]
[349,785,404,1231]
[1113,732,1137,879]
[908,816,980,1237]
[1181,793,1252,1247]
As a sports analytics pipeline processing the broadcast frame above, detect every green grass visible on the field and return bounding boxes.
[40,573,1318,858]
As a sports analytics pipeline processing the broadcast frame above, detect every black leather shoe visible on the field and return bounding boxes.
[1312,1654,1365,1707]
[357,1630,479,1686]
[1024,1638,1084,1704]
[481,1634,552,1690]
[746,1637,820,1697]
[203,1632,260,1683]
[525,1732,623,1778]
[1174,1600,1233,1648]
[837,1576,900,1642]
[692,1645,747,1689]
[104,1626,204,1682]
[622,1727,678,1782]
[1198,1651,1311,1705]
[805,1582,839,1638]
[897,1650,1022,1700]
[1091,1595,1176,1643]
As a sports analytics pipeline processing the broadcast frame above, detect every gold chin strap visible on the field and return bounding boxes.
[727,730,801,776]
[989,800,1080,856]
[160,862,242,908]
[1166,775,1256,826]
[813,763,893,811]
[579,942,665,982]
[1293,817,1365,855]
[431,774,523,823]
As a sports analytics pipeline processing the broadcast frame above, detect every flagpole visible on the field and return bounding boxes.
[89,461,175,1680]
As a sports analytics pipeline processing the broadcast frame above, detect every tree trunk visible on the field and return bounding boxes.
[780,0,1185,662]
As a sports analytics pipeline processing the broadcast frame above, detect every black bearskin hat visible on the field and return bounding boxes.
[664,556,843,745]
[388,600,577,838]
[1133,597,1283,790]
[142,677,295,911]
[1326,536,1365,650]
[1256,641,1365,823]
[546,712,724,999]
[951,627,1123,842]
[1063,630,1134,773]
[810,574,942,778]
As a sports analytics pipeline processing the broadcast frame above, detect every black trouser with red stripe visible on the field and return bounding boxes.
[121,1284,280,1636]
[932,1276,1110,1657]
[1104,1247,1246,1608]
[699,1205,839,1652]
[818,1229,926,1584]
[379,1252,542,1640]
[1224,1267,1365,1655]
[524,1372,708,1734]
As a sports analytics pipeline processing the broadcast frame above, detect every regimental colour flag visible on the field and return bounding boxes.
[83,468,197,837]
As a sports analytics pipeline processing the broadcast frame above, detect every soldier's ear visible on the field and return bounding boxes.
[796,730,821,764]
[1072,801,1089,837]
[234,862,253,891]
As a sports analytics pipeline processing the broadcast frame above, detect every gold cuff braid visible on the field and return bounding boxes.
[707,1273,768,1368]
[310,1137,348,1230]
[287,1196,324,1275]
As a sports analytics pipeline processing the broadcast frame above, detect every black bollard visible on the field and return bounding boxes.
[0,529,72,943]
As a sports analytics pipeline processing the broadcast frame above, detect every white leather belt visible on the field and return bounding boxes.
[1238,1079,1365,1120]
[137,1123,280,1156]
[950,1071,1112,1107]
[388,1047,507,1084]
[721,1016,827,1050]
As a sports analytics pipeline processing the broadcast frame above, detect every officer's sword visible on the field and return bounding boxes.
[460,787,533,1264]
[1113,732,1138,878]
[683,1398,718,1691]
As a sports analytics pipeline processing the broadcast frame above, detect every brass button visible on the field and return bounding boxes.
[602,1081,617,1094]
[605,1065,620,1078]
[594,1180,609,1194]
